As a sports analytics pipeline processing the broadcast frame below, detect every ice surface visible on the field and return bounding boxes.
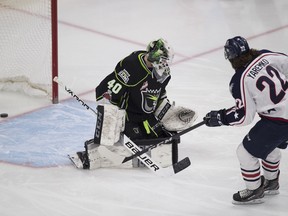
[1,0,288,215]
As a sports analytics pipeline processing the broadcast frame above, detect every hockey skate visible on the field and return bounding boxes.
[263,171,280,195]
[232,176,265,205]
[68,151,90,169]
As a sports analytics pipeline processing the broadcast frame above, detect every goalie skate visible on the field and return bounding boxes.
[68,151,88,169]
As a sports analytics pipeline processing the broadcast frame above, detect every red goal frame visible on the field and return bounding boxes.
[51,0,58,104]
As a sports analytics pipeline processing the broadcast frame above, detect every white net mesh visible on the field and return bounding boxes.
[0,0,52,97]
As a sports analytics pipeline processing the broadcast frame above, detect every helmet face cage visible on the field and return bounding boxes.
[147,39,174,81]
[151,59,170,83]
[224,36,249,60]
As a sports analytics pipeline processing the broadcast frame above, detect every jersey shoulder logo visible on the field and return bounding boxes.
[118,69,130,84]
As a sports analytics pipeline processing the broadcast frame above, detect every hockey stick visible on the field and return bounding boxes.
[98,136,191,176]
[122,120,205,163]
[53,77,97,115]
[53,76,191,176]
[97,119,204,170]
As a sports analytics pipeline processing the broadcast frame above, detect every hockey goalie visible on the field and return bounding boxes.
[69,38,197,170]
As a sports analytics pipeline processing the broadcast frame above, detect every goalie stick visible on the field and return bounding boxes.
[53,76,191,176]
[121,120,205,163]
[98,136,191,177]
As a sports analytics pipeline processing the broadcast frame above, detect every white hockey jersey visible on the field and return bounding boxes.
[225,50,288,126]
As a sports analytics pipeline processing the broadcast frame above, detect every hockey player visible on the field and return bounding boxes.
[70,38,197,170]
[204,36,288,204]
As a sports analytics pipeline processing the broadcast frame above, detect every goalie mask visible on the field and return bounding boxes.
[147,38,174,83]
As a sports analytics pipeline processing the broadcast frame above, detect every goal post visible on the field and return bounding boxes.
[0,0,59,104]
[51,0,58,104]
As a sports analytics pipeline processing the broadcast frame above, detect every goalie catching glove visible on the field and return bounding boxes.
[154,98,197,132]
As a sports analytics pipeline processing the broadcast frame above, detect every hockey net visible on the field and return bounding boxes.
[0,0,58,103]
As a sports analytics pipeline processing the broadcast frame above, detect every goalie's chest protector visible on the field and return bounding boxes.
[116,51,170,116]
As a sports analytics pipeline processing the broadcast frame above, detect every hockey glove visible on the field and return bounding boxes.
[154,98,197,132]
[204,109,226,127]
[142,117,164,138]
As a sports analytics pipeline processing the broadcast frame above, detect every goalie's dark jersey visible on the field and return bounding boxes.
[96,51,170,123]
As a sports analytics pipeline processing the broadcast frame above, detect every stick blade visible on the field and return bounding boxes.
[172,157,191,174]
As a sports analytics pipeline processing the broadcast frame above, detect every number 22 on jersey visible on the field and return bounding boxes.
[256,65,288,104]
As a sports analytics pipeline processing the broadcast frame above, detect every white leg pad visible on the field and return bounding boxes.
[87,144,101,169]
[96,104,125,146]
[88,140,173,169]
[99,145,133,169]
[151,144,173,167]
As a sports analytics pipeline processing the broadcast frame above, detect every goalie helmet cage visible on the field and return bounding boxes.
[0,0,58,104]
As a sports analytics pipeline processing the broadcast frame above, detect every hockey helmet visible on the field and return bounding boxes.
[224,36,250,60]
[146,38,174,82]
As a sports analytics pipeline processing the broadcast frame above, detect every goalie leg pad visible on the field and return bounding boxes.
[98,138,175,168]
[132,138,178,168]
[155,98,198,132]
[85,142,101,169]
[99,141,133,168]
[79,137,176,169]
[94,104,126,146]
[84,138,133,169]
[151,144,174,167]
